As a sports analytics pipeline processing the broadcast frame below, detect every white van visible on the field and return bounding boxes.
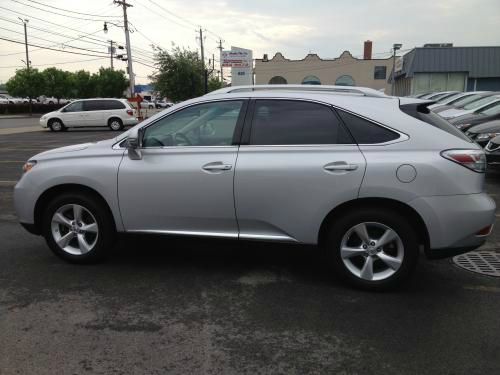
[40,98,139,131]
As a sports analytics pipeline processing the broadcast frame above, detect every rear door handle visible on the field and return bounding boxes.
[323,162,358,172]
[202,162,232,172]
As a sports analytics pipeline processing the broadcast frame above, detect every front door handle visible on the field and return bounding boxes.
[202,162,232,172]
[323,162,358,172]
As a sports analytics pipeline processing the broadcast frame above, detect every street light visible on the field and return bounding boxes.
[391,43,402,96]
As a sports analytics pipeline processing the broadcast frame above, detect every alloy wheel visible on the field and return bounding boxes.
[340,222,404,281]
[110,120,121,130]
[50,204,98,255]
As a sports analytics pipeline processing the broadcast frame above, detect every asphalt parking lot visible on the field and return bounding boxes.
[1,118,500,374]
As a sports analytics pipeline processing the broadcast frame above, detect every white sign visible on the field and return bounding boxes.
[222,50,251,68]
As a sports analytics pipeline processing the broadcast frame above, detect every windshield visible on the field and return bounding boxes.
[480,102,500,116]
[437,93,462,103]
[449,94,482,106]
[463,96,497,110]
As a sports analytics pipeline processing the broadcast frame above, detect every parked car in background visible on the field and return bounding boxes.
[429,91,489,111]
[420,91,459,101]
[0,97,9,104]
[14,85,495,290]
[439,94,500,119]
[408,92,432,98]
[450,102,500,131]
[140,100,155,109]
[40,98,138,131]
[465,120,500,147]
[485,135,500,167]
[42,97,70,105]
[154,99,174,109]
[0,94,25,104]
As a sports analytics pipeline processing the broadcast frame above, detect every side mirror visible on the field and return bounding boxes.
[126,128,143,160]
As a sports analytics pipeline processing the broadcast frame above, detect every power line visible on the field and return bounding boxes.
[0,57,108,69]
[23,0,122,19]
[146,0,198,29]
[0,36,109,58]
[7,0,121,22]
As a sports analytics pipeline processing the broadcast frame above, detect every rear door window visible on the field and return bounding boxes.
[336,110,400,144]
[249,100,353,145]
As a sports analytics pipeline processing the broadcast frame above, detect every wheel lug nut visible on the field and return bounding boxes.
[370,241,375,246]
[362,244,367,249]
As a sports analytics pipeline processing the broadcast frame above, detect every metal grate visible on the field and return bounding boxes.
[453,251,500,277]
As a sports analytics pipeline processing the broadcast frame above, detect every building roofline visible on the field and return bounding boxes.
[256,51,393,63]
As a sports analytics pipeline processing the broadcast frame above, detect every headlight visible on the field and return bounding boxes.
[477,133,500,141]
[455,123,470,129]
[22,160,37,173]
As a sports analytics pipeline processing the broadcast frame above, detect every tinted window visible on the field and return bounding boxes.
[337,110,400,144]
[463,97,497,110]
[106,100,126,110]
[84,100,105,111]
[249,100,353,145]
[63,101,83,113]
[143,100,243,147]
[452,94,484,107]
[479,102,500,115]
[374,66,387,80]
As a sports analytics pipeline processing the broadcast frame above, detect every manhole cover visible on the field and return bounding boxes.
[453,251,500,277]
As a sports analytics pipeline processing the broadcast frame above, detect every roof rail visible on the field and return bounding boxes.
[206,84,389,98]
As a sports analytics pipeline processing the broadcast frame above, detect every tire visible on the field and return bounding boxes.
[48,119,65,132]
[325,208,419,291]
[41,192,115,263]
[149,105,154,109]
[108,118,124,131]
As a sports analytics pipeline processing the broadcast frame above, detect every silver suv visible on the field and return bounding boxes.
[14,85,496,290]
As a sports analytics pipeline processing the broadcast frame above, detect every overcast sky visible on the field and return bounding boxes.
[0,0,499,84]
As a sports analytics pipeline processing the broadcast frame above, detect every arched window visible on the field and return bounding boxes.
[335,75,356,86]
[302,75,321,85]
[269,76,287,84]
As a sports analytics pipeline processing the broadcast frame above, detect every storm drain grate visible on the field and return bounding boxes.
[453,251,500,277]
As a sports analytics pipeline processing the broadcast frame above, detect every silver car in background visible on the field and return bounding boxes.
[14,85,495,290]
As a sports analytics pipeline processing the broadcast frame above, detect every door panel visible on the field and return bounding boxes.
[118,147,238,236]
[234,145,366,244]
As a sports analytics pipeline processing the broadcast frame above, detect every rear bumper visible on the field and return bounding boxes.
[409,193,496,258]
[123,117,139,126]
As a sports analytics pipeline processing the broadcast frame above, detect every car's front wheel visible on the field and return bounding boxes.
[325,208,419,290]
[48,119,65,132]
[42,192,115,263]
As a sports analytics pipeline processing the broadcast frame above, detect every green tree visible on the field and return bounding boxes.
[71,70,97,98]
[42,67,72,103]
[152,46,204,102]
[5,68,45,99]
[208,76,223,93]
[93,67,128,98]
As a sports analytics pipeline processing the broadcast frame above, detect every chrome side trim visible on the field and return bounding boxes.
[127,229,238,239]
[239,233,298,242]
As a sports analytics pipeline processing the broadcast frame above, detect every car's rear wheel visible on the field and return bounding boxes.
[48,119,65,132]
[108,118,123,131]
[325,208,419,290]
[42,192,115,263]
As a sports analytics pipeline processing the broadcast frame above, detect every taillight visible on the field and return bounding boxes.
[441,149,486,173]
[126,109,134,116]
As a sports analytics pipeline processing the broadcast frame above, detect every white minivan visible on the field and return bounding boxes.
[40,98,139,131]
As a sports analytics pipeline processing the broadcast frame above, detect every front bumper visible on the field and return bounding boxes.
[409,193,496,258]
[486,150,500,167]
[39,117,48,128]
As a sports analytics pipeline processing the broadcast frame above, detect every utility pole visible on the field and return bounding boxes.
[391,43,402,96]
[19,17,31,115]
[114,0,134,96]
[109,40,115,70]
[199,28,208,93]
[217,39,224,83]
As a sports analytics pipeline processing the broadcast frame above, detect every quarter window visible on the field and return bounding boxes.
[337,109,400,144]
[142,101,244,147]
[249,100,353,145]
